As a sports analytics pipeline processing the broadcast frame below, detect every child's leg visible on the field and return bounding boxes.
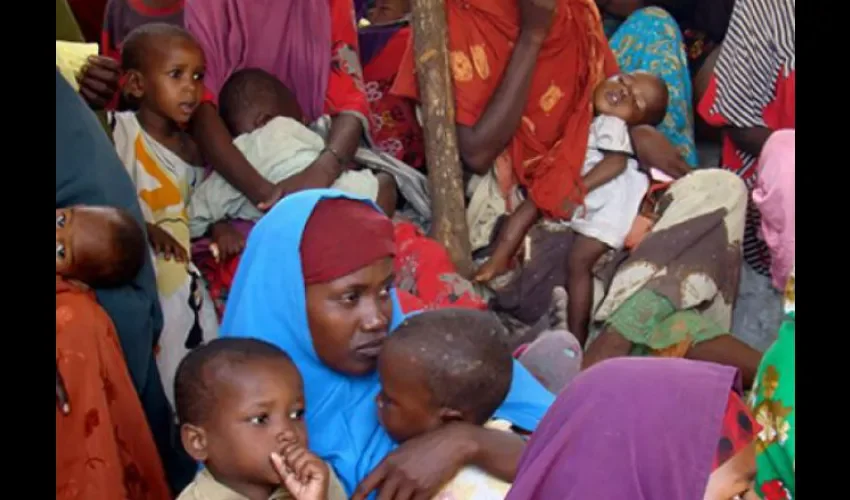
[582,325,633,369]
[375,172,398,217]
[684,336,762,388]
[566,234,610,346]
[583,325,762,389]
[474,199,540,282]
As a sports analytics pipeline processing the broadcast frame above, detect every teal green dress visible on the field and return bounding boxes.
[749,269,795,499]
[605,7,698,167]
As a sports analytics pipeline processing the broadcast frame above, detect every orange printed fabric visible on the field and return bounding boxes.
[56,277,171,500]
[391,0,618,218]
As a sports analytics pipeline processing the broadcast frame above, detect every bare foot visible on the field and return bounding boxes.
[473,255,511,283]
[548,286,568,331]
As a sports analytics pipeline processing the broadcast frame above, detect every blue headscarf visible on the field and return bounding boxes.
[221,189,554,495]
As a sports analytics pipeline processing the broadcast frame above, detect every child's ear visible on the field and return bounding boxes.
[124,69,145,100]
[180,423,209,462]
[253,112,274,131]
[437,407,465,424]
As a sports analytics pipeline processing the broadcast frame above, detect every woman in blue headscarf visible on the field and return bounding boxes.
[220,189,554,499]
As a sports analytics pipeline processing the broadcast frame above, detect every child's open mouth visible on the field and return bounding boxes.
[179,102,197,114]
[606,89,625,106]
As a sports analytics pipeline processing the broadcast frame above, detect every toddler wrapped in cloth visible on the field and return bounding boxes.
[188,69,430,239]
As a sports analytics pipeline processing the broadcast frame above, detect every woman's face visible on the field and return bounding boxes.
[703,443,759,500]
[305,257,395,376]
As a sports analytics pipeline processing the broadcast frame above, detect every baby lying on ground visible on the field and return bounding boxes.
[475,71,669,347]
[188,69,401,240]
[174,338,347,500]
[55,205,147,287]
[377,309,516,498]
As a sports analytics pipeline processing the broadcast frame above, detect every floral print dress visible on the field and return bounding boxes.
[749,267,795,499]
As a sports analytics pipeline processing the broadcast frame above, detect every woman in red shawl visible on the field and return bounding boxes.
[358,0,425,169]
[391,0,691,281]
[57,277,173,499]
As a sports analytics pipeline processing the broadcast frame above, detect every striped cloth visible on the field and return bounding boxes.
[707,0,795,181]
[700,0,795,275]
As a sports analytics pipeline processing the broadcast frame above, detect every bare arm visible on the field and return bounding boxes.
[272,113,363,196]
[190,103,273,205]
[727,126,772,158]
[457,32,546,175]
[351,421,526,500]
[466,425,527,482]
[629,125,691,179]
[583,152,628,192]
[325,112,364,165]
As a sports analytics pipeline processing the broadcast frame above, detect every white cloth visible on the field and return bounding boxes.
[569,115,649,249]
[188,116,379,238]
[112,112,219,408]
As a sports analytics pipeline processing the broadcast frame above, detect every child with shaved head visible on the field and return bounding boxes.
[174,338,348,500]
[376,308,518,497]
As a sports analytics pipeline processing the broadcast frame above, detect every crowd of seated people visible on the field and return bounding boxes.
[57,0,795,498]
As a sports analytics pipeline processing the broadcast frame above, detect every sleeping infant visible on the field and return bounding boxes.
[188,69,400,239]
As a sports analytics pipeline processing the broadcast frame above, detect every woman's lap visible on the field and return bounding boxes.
[610,7,698,167]
[591,169,748,352]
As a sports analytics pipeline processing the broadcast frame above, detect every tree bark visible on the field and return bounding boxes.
[410,0,475,278]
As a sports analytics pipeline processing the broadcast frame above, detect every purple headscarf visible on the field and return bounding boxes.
[506,358,740,500]
[185,0,332,123]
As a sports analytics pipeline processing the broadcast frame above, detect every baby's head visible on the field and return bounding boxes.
[175,338,307,495]
[593,71,668,126]
[219,68,305,137]
[55,206,146,288]
[377,309,513,443]
[121,23,206,126]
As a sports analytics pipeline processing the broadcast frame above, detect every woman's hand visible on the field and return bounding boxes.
[630,125,691,180]
[519,0,557,42]
[210,221,245,263]
[57,362,70,415]
[272,444,329,500]
[257,155,343,211]
[352,423,478,500]
[76,56,121,110]
[147,223,189,262]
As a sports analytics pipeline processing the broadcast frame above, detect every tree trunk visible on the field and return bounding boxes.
[410,0,475,278]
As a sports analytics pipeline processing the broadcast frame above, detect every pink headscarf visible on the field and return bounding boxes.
[184,0,332,123]
[753,129,795,290]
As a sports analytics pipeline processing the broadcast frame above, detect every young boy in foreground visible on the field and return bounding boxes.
[174,338,347,500]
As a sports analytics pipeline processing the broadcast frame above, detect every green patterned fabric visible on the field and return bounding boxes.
[749,304,795,498]
[604,289,727,356]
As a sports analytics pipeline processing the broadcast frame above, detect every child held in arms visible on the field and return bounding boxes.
[187,68,399,264]
[475,71,669,347]
[376,309,520,498]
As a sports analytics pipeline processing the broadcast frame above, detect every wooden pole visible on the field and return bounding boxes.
[410,0,475,278]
